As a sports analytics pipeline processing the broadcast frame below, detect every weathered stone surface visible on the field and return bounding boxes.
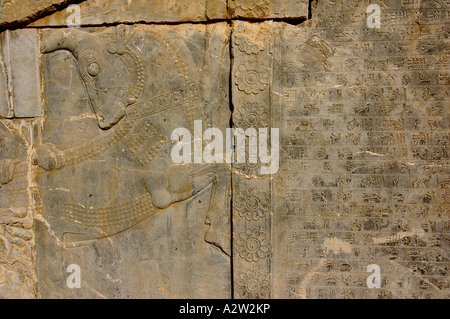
[0,41,10,118]
[0,120,37,298]
[30,0,228,26]
[229,0,309,19]
[30,0,310,26]
[32,23,231,298]
[231,21,274,300]
[0,0,80,27]
[232,0,449,299]
[0,0,449,300]
[0,29,42,118]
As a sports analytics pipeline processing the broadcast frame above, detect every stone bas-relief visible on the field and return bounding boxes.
[34,23,231,298]
[231,0,448,299]
[0,22,232,298]
[0,120,37,298]
[30,0,229,26]
[229,0,309,19]
[0,0,80,27]
[29,0,309,27]
[0,29,42,118]
[0,0,449,299]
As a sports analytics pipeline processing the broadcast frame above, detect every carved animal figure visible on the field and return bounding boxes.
[33,25,230,254]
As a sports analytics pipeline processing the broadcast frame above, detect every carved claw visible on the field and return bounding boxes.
[32,143,65,171]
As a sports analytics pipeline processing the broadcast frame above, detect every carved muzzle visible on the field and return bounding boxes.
[40,27,144,129]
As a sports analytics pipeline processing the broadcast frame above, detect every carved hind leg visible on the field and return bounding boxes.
[190,165,231,256]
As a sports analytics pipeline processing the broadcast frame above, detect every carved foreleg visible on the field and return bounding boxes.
[196,165,231,256]
[184,164,230,256]
[31,143,65,171]
[140,157,230,255]
[140,160,216,210]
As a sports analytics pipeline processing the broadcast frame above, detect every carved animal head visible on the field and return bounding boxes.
[41,25,144,129]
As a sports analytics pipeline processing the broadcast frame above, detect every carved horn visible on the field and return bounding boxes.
[40,29,88,58]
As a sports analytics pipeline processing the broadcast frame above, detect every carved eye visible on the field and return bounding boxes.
[87,62,100,77]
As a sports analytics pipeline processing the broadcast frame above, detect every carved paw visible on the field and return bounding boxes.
[143,165,195,209]
[32,143,65,171]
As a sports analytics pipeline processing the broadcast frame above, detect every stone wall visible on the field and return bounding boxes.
[0,0,448,299]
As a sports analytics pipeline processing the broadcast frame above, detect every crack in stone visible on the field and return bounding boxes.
[0,0,88,31]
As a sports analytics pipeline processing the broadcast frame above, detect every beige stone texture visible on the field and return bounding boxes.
[0,29,42,118]
[30,0,228,26]
[232,0,449,299]
[229,0,309,19]
[0,0,78,27]
[0,0,448,299]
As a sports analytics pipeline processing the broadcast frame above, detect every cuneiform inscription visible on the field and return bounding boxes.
[271,0,449,299]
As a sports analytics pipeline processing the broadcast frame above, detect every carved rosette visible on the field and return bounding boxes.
[233,102,270,128]
[232,23,273,181]
[232,0,270,19]
[236,229,271,262]
[232,21,273,299]
[236,269,270,299]
[234,34,267,55]
[234,59,270,94]
[235,187,270,221]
